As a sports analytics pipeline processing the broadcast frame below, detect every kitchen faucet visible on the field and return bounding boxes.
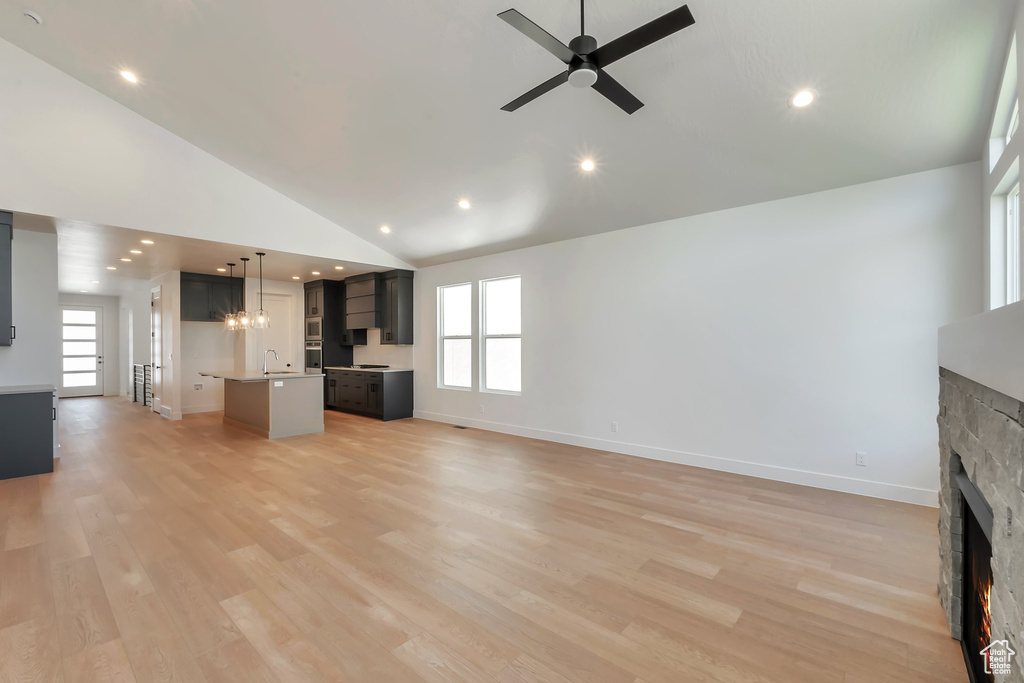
[262,349,279,375]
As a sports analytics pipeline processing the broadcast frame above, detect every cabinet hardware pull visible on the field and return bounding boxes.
[10,325,14,340]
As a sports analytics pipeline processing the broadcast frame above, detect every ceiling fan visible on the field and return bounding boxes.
[497,1,696,115]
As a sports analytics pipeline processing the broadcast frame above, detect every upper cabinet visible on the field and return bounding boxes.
[305,285,324,317]
[344,273,381,330]
[0,211,11,346]
[180,272,243,322]
[379,270,413,345]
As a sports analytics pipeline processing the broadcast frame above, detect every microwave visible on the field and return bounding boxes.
[305,317,323,341]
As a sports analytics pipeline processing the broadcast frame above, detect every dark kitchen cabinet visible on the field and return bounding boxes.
[0,211,12,347]
[323,369,412,421]
[0,387,55,480]
[380,270,413,345]
[180,272,243,322]
[344,273,381,330]
[305,285,324,317]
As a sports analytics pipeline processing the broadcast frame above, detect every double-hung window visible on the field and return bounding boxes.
[481,276,521,393]
[438,283,472,388]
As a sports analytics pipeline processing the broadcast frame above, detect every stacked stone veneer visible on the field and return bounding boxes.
[938,368,1024,682]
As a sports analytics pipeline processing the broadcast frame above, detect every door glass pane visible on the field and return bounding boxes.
[485,337,521,392]
[442,338,471,387]
[63,325,97,340]
[63,341,96,356]
[63,357,97,372]
[483,277,521,335]
[63,309,96,324]
[441,284,471,337]
[63,372,97,388]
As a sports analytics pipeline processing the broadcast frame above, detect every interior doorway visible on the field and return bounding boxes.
[253,292,295,372]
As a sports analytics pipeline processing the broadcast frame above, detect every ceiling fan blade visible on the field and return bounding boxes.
[589,5,695,68]
[498,9,576,64]
[591,70,643,114]
[501,72,570,112]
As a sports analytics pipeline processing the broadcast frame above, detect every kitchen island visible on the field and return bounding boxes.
[199,371,325,439]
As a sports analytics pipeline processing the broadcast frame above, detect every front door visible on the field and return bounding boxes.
[60,306,103,397]
[151,287,162,413]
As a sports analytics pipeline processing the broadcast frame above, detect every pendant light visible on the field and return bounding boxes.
[224,263,238,331]
[237,257,251,329]
[253,252,269,329]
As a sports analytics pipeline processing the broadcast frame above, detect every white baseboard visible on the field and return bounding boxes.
[182,403,223,415]
[413,411,938,507]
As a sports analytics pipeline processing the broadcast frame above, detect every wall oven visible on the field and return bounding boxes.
[304,341,323,372]
[305,316,323,341]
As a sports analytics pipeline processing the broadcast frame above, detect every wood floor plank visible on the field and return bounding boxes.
[0,397,966,683]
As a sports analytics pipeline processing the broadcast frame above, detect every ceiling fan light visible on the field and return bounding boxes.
[568,65,598,89]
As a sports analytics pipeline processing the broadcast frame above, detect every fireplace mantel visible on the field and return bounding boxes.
[939,302,1024,404]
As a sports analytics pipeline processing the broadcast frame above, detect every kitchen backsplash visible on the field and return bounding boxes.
[353,330,414,368]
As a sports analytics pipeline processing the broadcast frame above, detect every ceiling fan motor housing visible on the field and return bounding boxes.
[567,35,598,88]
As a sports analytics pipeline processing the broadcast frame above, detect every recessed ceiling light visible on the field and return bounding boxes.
[120,70,138,84]
[380,225,391,234]
[130,249,142,254]
[312,271,320,276]
[458,199,471,210]
[23,11,42,25]
[140,239,154,245]
[790,89,816,108]
[90,281,100,284]
[106,266,117,270]
[580,159,596,172]
[292,276,300,280]
[217,268,226,272]
[80,290,88,293]
[120,258,132,262]
[334,266,345,271]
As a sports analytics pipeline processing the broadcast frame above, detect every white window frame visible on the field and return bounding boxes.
[480,275,522,395]
[438,282,473,390]
[1008,183,1021,305]
[1007,100,1020,146]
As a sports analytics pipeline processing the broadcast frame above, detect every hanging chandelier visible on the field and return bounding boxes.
[253,252,269,329]
[224,263,238,331]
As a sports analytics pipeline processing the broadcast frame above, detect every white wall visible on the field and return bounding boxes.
[353,332,414,368]
[151,271,182,420]
[413,163,983,506]
[57,293,121,397]
[0,38,408,271]
[0,228,58,388]
[181,322,235,414]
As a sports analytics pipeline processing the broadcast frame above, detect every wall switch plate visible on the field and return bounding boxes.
[274,381,284,388]
[611,422,618,433]
[855,451,867,467]
[479,405,485,414]
[193,383,202,391]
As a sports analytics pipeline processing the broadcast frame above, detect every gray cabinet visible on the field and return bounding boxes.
[0,386,56,480]
[380,270,413,345]
[180,272,243,322]
[344,273,381,330]
[305,285,324,317]
[324,370,412,421]
[0,211,12,346]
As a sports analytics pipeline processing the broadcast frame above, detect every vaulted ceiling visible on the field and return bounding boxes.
[0,0,1014,266]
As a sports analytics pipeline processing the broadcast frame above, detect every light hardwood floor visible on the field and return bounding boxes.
[0,397,964,682]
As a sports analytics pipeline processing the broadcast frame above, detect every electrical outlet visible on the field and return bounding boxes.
[479,405,485,414]
[611,422,618,433]
[855,451,867,467]
[193,383,203,391]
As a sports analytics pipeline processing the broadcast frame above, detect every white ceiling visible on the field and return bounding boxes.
[0,0,1014,266]
[14,213,377,296]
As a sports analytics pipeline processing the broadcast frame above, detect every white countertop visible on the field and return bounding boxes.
[0,384,55,395]
[323,366,412,373]
[199,371,324,382]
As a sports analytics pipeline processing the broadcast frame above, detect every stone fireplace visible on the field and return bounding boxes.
[938,368,1024,682]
